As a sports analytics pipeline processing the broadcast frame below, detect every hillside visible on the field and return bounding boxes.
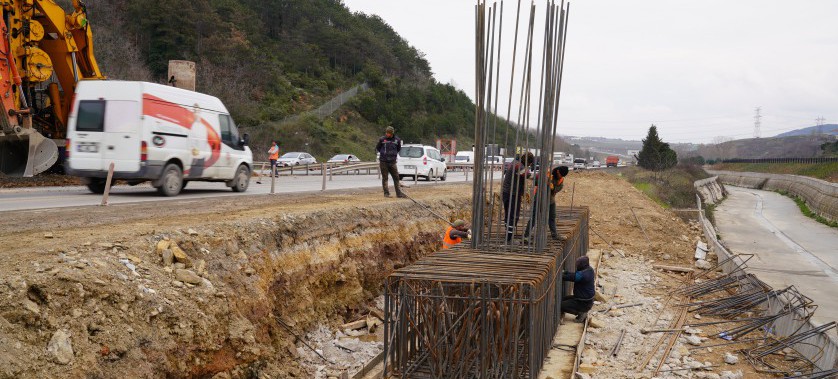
[775,124,838,137]
[79,0,519,161]
[695,135,835,160]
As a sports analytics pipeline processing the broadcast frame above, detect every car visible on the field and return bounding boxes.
[454,151,474,163]
[573,158,587,170]
[327,154,360,163]
[485,155,504,164]
[277,152,316,167]
[65,81,253,197]
[397,144,447,181]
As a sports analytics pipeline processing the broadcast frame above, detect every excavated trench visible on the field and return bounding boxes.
[0,191,470,379]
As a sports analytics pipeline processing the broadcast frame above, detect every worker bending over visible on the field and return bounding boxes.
[561,256,596,322]
[443,219,470,249]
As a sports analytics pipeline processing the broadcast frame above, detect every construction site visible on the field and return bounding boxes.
[0,0,837,378]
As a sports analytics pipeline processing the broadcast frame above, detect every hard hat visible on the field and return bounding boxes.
[452,219,466,228]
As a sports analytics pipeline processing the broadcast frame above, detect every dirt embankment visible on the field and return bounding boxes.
[0,187,470,379]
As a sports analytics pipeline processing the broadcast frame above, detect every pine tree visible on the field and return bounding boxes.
[638,125,677,172]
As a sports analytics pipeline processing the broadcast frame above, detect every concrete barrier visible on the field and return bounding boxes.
[707,170,838,222]
[693,176,726,205]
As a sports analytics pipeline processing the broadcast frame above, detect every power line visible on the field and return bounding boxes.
[815,116,826,134]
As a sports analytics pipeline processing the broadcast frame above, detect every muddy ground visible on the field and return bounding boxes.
[0,171,775,378]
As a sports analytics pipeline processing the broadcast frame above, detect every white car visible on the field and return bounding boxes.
[327,154,360,163]
[397,144,447,181]
[277,152,316,167]
[65,81,253,196]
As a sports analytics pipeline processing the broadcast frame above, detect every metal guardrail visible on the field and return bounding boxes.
[695,185,838,371]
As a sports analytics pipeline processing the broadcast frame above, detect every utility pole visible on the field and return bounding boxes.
[815,116,826,134]
[753,107,762,138]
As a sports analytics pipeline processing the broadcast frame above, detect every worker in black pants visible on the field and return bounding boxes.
[562,256,596,322]
[376,126,406,198]
[501,152,534,243]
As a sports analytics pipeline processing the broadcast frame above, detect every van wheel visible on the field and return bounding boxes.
[86,178,112,194]
[156,164,183,197]
[441,169,447,181]
[231,165,250,193]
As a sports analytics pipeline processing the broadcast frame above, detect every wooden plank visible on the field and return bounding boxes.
[652,264,695,273]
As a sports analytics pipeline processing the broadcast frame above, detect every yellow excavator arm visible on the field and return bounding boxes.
[0,0,104,176]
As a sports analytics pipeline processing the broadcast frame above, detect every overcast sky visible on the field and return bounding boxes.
[342,0,838,143]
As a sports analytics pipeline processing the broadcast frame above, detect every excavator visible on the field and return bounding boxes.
[0,0,103,177]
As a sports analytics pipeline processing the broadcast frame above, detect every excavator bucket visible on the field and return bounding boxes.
[0,129,58,177]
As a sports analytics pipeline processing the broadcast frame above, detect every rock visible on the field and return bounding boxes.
[684,327,702,335]
[694,314,702,319]
[575,373,592,379]
[44,232,54,238]
[195,259,207,276]
[23,299,40,314]
[174,263,186,270]
[188,228,198,236]
[588,317,604,328]
[175,269,202,285]
[581,347,598,365]
[156,240,171,255]
[685,335,702,346]
[172,281,184,288]
[594,292,608,302]
[162,249,174,266]
[47,329,74,364]
[695,259,712,270]
[662,254,671,260]
[706,374,721,379]
[724,352,739,364]
[719,371,743,379]
[171,245,191,265]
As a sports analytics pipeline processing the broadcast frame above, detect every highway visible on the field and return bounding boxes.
[714,186,838,326]
[0,173,471,212]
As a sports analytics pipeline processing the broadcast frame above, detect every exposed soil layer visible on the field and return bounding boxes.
[0,186,469,378]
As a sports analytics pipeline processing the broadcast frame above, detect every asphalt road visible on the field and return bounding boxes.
[715,186,838,325]
[0,172,472,212]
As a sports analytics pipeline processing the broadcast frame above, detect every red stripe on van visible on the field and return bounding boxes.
[142,94,221,168]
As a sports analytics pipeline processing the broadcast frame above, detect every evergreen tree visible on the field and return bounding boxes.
[638,125,677,172]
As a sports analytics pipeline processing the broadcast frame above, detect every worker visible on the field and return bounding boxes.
[257,140,280,184]
[561,256,596,322]
[443,219,471,249]
[376,126,406,198]
[501,152,534,243]
[524,165,570,241]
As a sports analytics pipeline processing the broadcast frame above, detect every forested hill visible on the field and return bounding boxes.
[80,0,499,160]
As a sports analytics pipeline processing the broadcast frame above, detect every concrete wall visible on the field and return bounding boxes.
[693,176,726,205]
[707,170,838,222]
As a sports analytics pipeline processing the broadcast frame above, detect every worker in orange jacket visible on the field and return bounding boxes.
[257,140,280,184]
[442,219,471,249]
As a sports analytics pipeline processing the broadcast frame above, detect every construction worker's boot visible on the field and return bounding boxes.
[396,192,408,199]
[575,312,588,323]
[384,191,391,198]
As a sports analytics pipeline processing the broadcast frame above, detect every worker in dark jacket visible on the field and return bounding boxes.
[376,126,405,198]
[561,256,596,322]
[501,152,534,243]
[524,165,569,240]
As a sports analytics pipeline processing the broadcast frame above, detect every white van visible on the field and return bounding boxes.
[397,144,447,181]
[454,151,474,163]
[65,81,253,196]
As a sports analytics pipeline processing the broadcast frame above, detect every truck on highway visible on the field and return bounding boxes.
[65,81,253,196]
[606,156,619,167]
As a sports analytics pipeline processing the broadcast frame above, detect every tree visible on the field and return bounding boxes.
[638,125,677,173]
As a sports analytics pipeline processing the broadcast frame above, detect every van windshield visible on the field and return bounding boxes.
[76,101,106,132]
[399,147,424,158]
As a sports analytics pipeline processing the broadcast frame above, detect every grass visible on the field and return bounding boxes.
[776,190,838,228]
[712,162,838,183]
[623,164,710,210]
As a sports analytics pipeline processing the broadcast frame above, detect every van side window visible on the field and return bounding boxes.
[76,100,106,132]
[219,114,242,150]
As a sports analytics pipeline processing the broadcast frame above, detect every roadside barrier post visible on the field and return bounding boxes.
[321,163,326,191]
[329,163,333,181]
[100,162,115,206]
[414,167,418,184]
[306,164,310,176]
[270,165,276,194]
